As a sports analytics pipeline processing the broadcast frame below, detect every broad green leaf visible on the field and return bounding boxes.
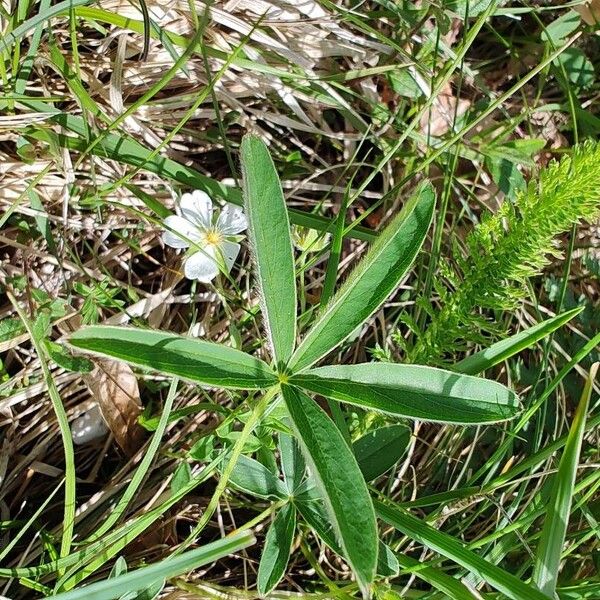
[288,182,435,373]
[257,503,296,595]
[296,489,398,578]
[292,363,520,424]
[68,326,277,389]
[241,134,297,366]
[542,10,581,44]
[353,425,411,481]
[281,385,378,592]
[532,363,598,597]
[279,432,306,493]
[49,531,255,600]
[454,307,583,375]
[554,47,595,88]
[229,455,288,500]
[375,500,550,600]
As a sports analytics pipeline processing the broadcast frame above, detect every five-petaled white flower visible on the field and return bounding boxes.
[163,191,247,282]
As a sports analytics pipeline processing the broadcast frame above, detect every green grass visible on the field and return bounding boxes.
[1,0,599,598]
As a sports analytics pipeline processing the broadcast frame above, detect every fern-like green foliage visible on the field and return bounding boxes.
[407,141,600,364]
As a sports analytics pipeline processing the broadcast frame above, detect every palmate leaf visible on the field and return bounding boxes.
[281,385,378,593]
[288,182,435,373]
[241,134,297,367]
[257,503,296,596]
[292,363,520,424]
[68,326,277,389]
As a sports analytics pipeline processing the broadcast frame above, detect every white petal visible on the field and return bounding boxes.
[72,404,109,445]
[180,191,213,228]
[184,246,220,282]
[219,240,241,271]
[217,203,247,234]
[163,215,200,249]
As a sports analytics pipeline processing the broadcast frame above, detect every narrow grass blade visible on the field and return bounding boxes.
[229,454,288,500]
[241,134,297,366]
[532,362,598,597]
[454,307,583,375]
[23,110,376,241]
[375,500,550,600]
[68,326,277,389]
[8,294,76,561]
[281,385,378,592]
[257,503,296,596]
[292,363,520,424]
[0,0,92,53]
[353,424,410,481]
[396,554,478,599]
[50,531,255,600]
[288,182,435,372]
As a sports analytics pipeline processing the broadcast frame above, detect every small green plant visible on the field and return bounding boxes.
[408,141,600,363]
[68,134,522,594]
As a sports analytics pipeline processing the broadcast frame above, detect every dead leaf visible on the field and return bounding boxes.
[84,359,144,456]
[420,83,470,138]
[574,1,600,26]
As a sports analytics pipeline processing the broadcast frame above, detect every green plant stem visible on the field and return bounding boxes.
[7,292,76,564]
[177,386,280,552]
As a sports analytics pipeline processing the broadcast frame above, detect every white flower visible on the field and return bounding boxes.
[162,191,247,282]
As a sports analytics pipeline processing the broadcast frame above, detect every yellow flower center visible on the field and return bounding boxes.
[204,230,222,246]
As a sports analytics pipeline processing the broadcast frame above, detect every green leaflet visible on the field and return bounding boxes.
[454,307,583,375]
[281,385,378,592]
[532,363,598,597]
[241,135,297,367]
[68,326,277,389]
[48,532,255,600]
[292,363,520,424]
[353,425,411,481]
[288,182,435,372]
[295,489,398,578]
[279,433,306,493]
[257,503,296,595]
[229,455,289,500]
[375,500,550,600]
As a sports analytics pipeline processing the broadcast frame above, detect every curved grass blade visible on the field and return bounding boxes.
[292,363,520,424]
[229,454,288,500]
[532,362,598,597]
[241,134,296,367]
[375,500,549,600]
[68,326,277,389]
[257,503,296,596]
[49,531,255,600]
[454,307,583,375]
[353,424,410,481]
[281,385,378,592]
[288,182,435,373]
